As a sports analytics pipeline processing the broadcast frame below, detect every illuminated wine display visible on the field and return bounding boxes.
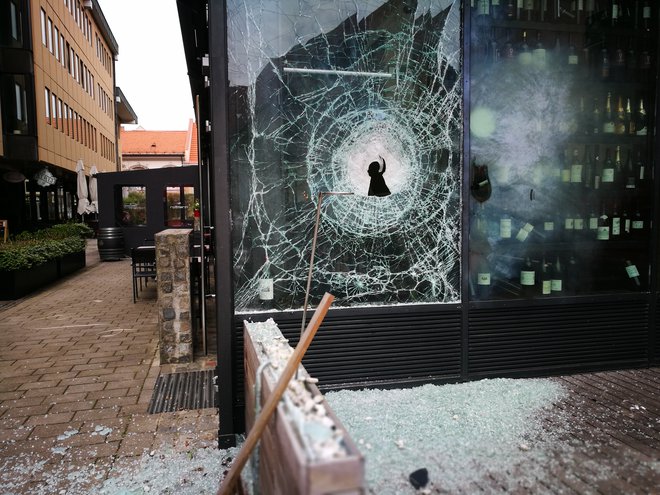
[228,0,463,311]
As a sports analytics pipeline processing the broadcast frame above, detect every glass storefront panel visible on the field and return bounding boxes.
[228,0,463,312]
[468,2,656,300]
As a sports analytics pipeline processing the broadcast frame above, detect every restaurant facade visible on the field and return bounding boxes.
[177,0,660,445]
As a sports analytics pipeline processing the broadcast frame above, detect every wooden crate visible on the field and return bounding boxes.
[244,321,365,495]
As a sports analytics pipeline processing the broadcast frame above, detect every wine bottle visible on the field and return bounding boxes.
[611,0,620,26]
[625,148,636,189]
[518,31,532,65]
[636,98,648,136]
[601,147,615,185]
[475,255,492,298]
[477,0,490,18]
[588,203,599,231]
[502,30,515,61]
[602,93,615,133]
[471,160,492,203]
[492,0,503,19]
[258,256,275,309]
[635,149,646,184]
[597,202,610,240]
[505,0,515,19]
[543,215,556,241]
[520,256,536,297]
[541,256,552,296]
[567,34,579,69]
[593,145,602,189]
[611,201,621,237]
[622,203,631,237]
[614,146,624,189]
[642,0,652,31]
[632,201,645,236]
[533,31,546,67]
[612,40,626,82]
[523,0,536,21]
[592,98,601,135]
[551,256,563,293]
[500,207,512,239]
[515,222,534,242]
[570,148,583,184]
[614,95,626,134]
[625,259,641,288]
[564,211,575,241]
[600,44,611,81]
[625,97,635,134]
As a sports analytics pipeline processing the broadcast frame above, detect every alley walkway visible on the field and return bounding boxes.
[0,242,218,494]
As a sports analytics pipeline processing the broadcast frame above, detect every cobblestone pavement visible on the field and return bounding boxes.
[0,241,218,494]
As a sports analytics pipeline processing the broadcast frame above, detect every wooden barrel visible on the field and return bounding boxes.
[97,227,125,261]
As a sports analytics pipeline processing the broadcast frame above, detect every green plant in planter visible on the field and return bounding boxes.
[0,223,89,272]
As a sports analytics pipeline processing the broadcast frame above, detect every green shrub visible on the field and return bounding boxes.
[0,223,88,271]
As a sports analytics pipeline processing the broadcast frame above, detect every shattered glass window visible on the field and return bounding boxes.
[228,0,462,312]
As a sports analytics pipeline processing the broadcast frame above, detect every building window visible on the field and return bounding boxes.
[57,99,63,131]
[68,107,73,138]
[164,185,195,228]
[53,26,59,61]
[51,92,57,129]
[2,75,29,135]
[69,46,74,76]
[60,34,66,66]
[9,0,22,43]
[40,9,47,46]
[44,87,50,124]
[119,186,147,226]
[73,111,78,140]
[47,17,53,53]
[63,102,69,136]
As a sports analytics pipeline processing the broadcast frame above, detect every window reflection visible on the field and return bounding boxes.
[118,186,147,226]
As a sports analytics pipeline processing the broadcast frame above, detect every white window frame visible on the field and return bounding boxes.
[40,9,47,46]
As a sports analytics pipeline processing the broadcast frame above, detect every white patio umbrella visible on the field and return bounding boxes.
[89,165,99,213]
[76,160,91,216]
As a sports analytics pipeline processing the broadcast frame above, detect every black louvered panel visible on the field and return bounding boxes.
[469,300,650,375]
[234,305,462,398]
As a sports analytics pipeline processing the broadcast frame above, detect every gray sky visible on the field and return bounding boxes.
[99,0,195,130]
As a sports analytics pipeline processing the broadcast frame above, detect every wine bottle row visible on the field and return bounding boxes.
[556,143,649,191]
[473,252,642,299]
[474,27,654,81]
[472,0,655,30]
[576,92,647,137]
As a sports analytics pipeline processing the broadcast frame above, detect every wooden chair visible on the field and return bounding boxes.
[131,246,157,303]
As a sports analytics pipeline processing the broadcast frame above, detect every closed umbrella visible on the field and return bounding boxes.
[76,160,91,216]
[89,165,98,213]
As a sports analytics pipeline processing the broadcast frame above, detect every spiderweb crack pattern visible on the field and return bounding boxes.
[229,0,462,311]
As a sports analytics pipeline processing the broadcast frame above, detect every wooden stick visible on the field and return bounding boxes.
[217,292,335,495]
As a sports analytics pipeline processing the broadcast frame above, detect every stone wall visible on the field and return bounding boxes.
[155,229,193,364]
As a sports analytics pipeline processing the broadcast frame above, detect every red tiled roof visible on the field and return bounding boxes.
[120,128,187,156]
[186,120,198,165]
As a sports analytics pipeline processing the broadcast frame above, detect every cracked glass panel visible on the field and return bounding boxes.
[228,0,462,312]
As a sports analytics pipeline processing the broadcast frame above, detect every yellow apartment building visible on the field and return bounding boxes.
[0,0,136,234]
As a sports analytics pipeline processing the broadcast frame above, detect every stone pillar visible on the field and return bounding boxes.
[155,229,193,364]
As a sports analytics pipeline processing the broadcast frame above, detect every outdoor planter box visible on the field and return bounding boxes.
[0,260,59,300]
[57,250,86,277]
[244,320,365,495]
